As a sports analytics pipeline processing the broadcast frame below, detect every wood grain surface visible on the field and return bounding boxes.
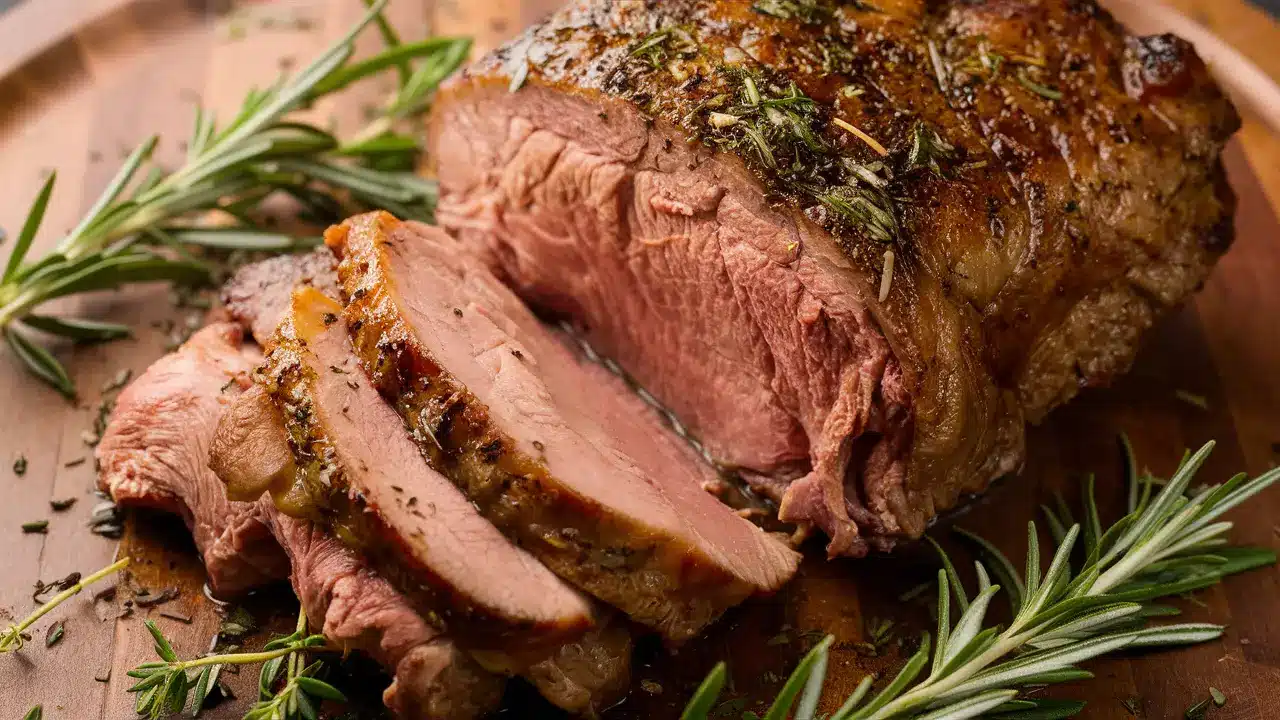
[1,1,1278,718]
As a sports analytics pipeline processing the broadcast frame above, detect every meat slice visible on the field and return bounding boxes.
[221,284,596,646]
[429,0,1239,555]
[219,253,633,716]
[326,212,800,643]
[96,323,289,595]
[97,323,500,718]
[265,507,503,719]
[221,248,340,342]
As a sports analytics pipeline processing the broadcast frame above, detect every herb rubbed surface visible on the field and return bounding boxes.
[429,0,1241,557]
[325,212,800,644]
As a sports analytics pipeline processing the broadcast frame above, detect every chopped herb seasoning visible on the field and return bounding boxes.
[510,349,524,360]
[1185,698,1210,720]
[1121,696,1143,716]
[906,122,957,176]
[751,0,831,24]
[44,620,64,647]
[22,520,49,534]
[1016,70,1063,100]
[159,610,194,624]
[1210,688,1226,707]
[50,498,77,512]
[322,312,338,325]
[219,606,256,638]
[133,587,179,608]
[452,308,463,317]
[1176,390,1210,411]
[13,454,27,476]
[64,456,86,468]
[639,679,664,695]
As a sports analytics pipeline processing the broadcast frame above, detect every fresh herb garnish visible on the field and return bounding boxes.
[1176,390,1210,411]
[0,0,469,397]
[21,520,49,534]
[1,558,129,653]
[50,497,76,511]
[44,620,64,648]
[23,706,41,720]
[680,442,1278,719]
[1186,697,1211,720]
[126,605,343,720]
[1209,687,1226,707]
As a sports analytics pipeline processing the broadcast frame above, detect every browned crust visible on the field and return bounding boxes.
[326,211,762,643]
[255,289,591,650]
[430,0,1240,548]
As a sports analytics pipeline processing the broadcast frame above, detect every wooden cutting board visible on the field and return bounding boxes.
[2,1,1279,718]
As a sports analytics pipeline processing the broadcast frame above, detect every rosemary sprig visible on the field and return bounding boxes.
[0,0,470,397]
[127,606,339,720]
[0,557,130,653]
[681,441,1279,719]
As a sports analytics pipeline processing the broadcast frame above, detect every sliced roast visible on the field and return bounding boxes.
[96,323,289,595]
[429,0,1240,555]
[325,212,800,643]
[266,507,504,719]
[218,284,596,646]
[219,254,634,717]
[98,322,501,719]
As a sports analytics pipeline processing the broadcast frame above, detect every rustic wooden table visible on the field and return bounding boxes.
[1,1,1279,718]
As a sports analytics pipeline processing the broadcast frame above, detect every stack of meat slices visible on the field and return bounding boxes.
[98,215,800,719]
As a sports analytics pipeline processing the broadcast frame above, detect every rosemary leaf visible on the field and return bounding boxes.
[21,315,132,342]
[4,328,74,399]
[681,443,1278,720]
[680,662,726,720]
[2,172,57,283]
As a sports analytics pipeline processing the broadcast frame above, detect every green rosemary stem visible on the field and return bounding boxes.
[175,644,324,673]
[0,557,131,652]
